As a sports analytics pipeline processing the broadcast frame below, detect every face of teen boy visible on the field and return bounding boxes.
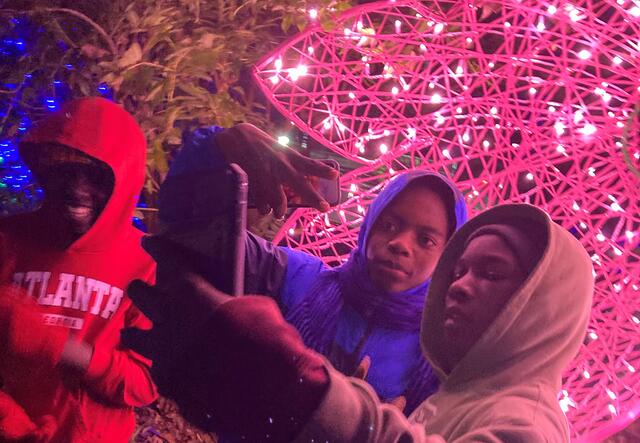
[442,234,527,370]
[366,185,449,293]
[34,163,111,248]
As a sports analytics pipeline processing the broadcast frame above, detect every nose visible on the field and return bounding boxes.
[447,273,474,303]
[387,230,412,257]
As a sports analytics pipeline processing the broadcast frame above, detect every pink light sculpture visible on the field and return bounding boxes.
[253,0,640,440]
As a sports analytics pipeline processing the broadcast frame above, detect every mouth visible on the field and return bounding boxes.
[375,259,409,276]
[65,204,93,219]
[444,305,468,324]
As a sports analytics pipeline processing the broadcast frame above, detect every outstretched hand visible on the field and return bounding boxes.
[215,123,338,217]
[122,235,329,439]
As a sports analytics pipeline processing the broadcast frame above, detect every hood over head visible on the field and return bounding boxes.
[421,204,593,389]
[17,97,146,251]
[356,171,468,255]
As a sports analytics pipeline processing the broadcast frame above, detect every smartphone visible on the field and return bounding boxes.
[154,163,247,296]
[249,159,341,208]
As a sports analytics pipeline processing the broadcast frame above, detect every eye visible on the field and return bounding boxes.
[452,267,466,280]
[484,269,505,281]
[379,217,398,233]
[417,234,436,248]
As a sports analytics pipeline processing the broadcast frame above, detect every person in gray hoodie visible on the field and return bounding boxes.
[124,203,594,443]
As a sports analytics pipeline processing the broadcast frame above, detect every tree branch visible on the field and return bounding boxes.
[40,7,117,56]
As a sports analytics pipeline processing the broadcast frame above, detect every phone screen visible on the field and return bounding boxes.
[155,164,247,295]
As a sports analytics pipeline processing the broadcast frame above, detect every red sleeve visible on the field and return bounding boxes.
[84,302,158,407]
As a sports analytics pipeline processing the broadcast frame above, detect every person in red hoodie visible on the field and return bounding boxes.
[0,97,158,442]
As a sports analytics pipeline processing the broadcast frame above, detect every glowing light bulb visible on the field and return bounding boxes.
[308,9,318,19]
[350,183,357,192]
[613,56,623,65]
[391,86,399,95]
[536,19,545,31]
[274,58,283,70]
[504,21,511,28]
[579,123,597,136]
[269,75,279,84]
[529,87,537,95]
[589,331,598,340]
[379,143,388,154]
[289,65,307,81]
[483,140,490,149]
[307,46,314,54]
[556,145,566,154]
[348,92,356,99]
[608,404,618,415]
[442,149,451,159]
[431,93,442,104]
[526,172,534,181]
[578,49,592,60]
[455,65,464,75]
[630,6,640,17]
[548,5,557,14]
[288,228,295,235]
[419,43,427,52]
[583,370,591,379]
[395,20,401,33]
[277,135,290,146]
[554,122,565,135]
[462,132,470,143]
[434,23,444,33]
[490,106,498,114]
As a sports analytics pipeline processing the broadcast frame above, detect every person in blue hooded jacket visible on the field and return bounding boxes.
[169,123,468,414]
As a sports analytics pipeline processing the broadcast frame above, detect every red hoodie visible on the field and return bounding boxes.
[0,98,158,442]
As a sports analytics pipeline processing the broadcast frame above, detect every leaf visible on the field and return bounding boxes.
[150,138,169,176]
[117,42,142,68]
[126,8,140,27]
[281,14,293,32]
[198,33,217,49]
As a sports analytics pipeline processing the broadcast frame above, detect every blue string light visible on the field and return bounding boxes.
[0,17,144,227]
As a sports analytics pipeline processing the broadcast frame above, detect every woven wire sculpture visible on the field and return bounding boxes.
[254,0,640,439]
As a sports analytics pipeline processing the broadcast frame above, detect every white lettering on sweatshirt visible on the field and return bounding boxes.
[12,271,125,320]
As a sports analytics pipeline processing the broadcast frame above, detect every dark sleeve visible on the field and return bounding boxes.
[243,231,288,298]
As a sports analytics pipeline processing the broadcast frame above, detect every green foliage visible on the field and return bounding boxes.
[1,0,352,226]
